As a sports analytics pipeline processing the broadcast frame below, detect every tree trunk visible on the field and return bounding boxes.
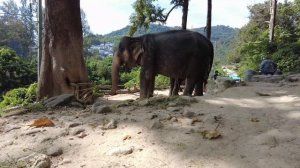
[38,0,90,99]
[181,0,189,30]
[269,0,277,43]
[206,0,212,40]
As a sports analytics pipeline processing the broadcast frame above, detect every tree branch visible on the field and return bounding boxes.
[156,4,181,22]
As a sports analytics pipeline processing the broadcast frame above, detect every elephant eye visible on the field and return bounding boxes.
[118,44,125,53]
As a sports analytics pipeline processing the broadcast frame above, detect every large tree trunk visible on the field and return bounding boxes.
[181,0,189,30]
[206,0,212,40]
[38,0,89,99]
[269,0,277,43]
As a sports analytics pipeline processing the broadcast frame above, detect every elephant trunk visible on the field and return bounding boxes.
[111,55,121,95]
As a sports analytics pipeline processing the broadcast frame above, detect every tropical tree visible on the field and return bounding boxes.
[38,0,90,100]
[129,0,189,35]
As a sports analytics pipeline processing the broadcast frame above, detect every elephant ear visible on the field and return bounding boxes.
[130,39,144,65]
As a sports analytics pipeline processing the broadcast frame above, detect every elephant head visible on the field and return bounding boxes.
[111,36,144,95]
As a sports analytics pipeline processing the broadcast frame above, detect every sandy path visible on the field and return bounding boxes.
[0,80,300,168]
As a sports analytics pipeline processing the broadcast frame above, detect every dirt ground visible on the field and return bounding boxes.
[0,76,300,168]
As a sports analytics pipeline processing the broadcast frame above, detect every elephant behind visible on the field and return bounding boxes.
[111,30,214,98]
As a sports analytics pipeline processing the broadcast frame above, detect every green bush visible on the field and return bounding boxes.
[0,83,37,109]
[155,75,170,89]
[86,56,113,85]
[0,47,37,95]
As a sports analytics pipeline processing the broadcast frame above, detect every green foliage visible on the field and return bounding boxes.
[228,1,300,75]
[0,83,37,109]
[86,56,113,85]
[155,75,170,89]
[0,87,27,109]
[0,47,37,95]
[121,67,141,89]
[129,0,167,36]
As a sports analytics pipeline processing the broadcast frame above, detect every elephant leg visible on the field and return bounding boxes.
[169,78,175,96]
[194,80,204,96]
[148,75,155,97]
[140,68,155,98]
[183,78,196,96]
[172,79,181,96]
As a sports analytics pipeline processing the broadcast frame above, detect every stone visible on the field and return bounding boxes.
[216,77,236,90]
[43,94,75,108]
[251,75,284,83]
[167,107,181,112]
[18,153,51,168]
[170,117,178,122]
[67,122,82,128]
[183,110,196,118]
[60,159,72,165]
[94,105,112,114]
[158,113,172,121]
[107,146,134,156]
[150,120,163,129]
[150,114,158,120]
[46,146,63,157]
[71,128,85,136]
[77,132,87,138]
[138,99,149,106]
[4,125,21,133]
[91,101,101,111]
[102,119,117,130]
[180,118,194,126]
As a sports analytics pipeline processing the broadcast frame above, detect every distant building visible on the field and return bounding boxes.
[88,42,114,57]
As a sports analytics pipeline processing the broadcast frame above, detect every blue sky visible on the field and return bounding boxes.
[81,0,290,35]
[0,0,291,35]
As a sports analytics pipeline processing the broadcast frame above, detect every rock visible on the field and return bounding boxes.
[183,110,196,118]
[170,117,178,122]
[40,136,55,143]
[60,159,72,165]
[159,113,172,121]
[180,118,194,126]
[150,114,158,120]
[18,153,51,168]
[167,107,181,112]
[4,125,21,133]
[46,146,63,157]
[67,122,82,128]
[102,119,117,130]
[251,75,284,83]
[107,146,134,156]
[216,77,236,90]
[70,101,84,108]
[71,128,85,136]
[244,70,258,81]
[92,101,112,113]
[23,129,42,136]
[150,120,163,129]
[92,101,101,111]
[138,99,150,106]
[77,132,87,138]
[43,94,75,108]
[94,105,112,114]
[2,108,29,118]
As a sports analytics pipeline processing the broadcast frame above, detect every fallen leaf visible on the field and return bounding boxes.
[201,130,221,140]
[29,118,55,127]
[250,117,260,122]
[123,135,132,141]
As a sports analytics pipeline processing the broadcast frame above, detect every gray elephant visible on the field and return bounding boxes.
[111,30,214,98]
